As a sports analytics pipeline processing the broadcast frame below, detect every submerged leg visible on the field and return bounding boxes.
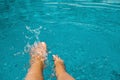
[25,42,47,80]
[53,55,75,80]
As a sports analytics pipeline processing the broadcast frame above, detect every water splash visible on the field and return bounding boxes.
[14,26,48,56]
[23,26,43,54]
[25,26,42,41]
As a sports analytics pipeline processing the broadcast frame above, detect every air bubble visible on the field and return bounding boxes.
[24,42,31,53]
[13,52,21,56]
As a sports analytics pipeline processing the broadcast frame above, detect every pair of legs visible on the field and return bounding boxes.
[25,42,74,80]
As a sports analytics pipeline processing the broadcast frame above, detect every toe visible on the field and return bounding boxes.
[41,42,46,49]
[53,55,59,61]
[38,42,46,49]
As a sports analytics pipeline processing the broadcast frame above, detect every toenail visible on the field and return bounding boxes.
[41,42,45,44]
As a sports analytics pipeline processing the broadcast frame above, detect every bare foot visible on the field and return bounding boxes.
[30,42,47,64]
[53,55,66,76]
[25,42,47,80]
[53,55,75,80]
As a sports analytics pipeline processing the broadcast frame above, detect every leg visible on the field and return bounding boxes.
[25,42,47,80]
[53,55,75,80]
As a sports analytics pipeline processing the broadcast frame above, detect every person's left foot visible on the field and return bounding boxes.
[30,42,47,64]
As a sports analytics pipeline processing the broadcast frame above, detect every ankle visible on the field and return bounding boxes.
[56,69,66,77]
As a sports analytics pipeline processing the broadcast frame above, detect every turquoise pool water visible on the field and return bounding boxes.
[0,0,120,80]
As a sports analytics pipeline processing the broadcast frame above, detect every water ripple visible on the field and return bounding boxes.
[45,2,120,10]
[60,21,120,34]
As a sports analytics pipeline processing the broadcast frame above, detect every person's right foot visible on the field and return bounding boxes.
[53,55,63,65]
[53,55,66,76]
[53,55,75,80]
